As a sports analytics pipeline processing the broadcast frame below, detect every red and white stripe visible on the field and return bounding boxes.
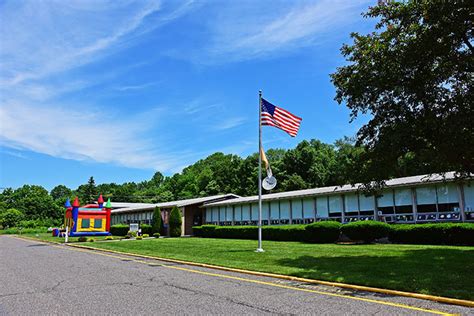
[261,106,302,137]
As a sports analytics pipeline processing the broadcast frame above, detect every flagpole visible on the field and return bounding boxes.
[257,90,264,252]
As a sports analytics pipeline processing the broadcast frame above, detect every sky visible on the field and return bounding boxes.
[0,0,376,191]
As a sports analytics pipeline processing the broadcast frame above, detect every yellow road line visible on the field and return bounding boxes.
[9,236,455,315]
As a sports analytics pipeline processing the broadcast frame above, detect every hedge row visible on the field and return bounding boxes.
[193,221,342,243]
[193,221,474,246]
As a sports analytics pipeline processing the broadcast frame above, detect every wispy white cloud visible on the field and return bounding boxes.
[200,0,371,62]
[0,0,198,172]
[213,117,247,130]
[0,101,173,170]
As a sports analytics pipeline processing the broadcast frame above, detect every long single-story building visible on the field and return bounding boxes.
[110,172,474,235]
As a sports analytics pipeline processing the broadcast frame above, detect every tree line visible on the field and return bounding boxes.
[0,137,438,227]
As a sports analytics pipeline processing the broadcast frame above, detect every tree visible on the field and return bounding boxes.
[331,1,473,183]
[151,207,162,234]
[169,206,182,237]
[84,176,98,203]
[50,185,72,201]
[0,208,25,228]
[8,185,62,220]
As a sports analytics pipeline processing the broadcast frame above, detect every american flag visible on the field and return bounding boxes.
[261,98,302,137]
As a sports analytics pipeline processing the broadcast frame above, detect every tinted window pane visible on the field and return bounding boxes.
[242,204,250,220]
[280,200,290,219]
[270,201,279,219]
[344,194,359,214]
[303,198,314,218]
[292,199,303,219]
[316,197,329,217]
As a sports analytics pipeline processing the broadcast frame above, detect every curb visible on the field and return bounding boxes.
[11,235,474,308]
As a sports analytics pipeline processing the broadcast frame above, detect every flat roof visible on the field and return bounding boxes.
[203,172,461,207]
[111,194,239,214]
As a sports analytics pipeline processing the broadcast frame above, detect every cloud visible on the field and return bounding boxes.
[0,101,177,170]
[214,117,247,130]
[202,0,371,62]
[0,0,194,86]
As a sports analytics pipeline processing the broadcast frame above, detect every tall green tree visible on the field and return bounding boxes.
[331,1,473,182]
[0,208,25,228]
[151,206,162,235]
[50,185,72,201]
[169,206,182,237]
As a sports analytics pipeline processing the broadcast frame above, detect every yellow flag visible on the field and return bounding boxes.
[260,147,269,170]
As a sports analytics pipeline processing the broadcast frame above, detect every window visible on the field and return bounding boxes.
[81,218,90,228]
[280,201,290,220]
[251,203,259,221]
[437,184,459,212]
[303,198,314,219]
[464,182,474,212]
[270,201,279,220]
[416,186,437,213]
[262,202,270,221]
[212,207,219,222]
[359,194,375,216]
[94,219,102,228]
[344,194,359,216]
[316,197,329,218]
[242,204,250,221]
[226,205,233,221]
[205,208,211,223]
[234,205,242,221]
[328,196,343,217]
[394,188,413,214]
[219,206,225,223]
[292,199,303,219]
[377,191,394,214]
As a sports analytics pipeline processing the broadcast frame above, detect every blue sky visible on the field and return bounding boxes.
[0,0,375,191]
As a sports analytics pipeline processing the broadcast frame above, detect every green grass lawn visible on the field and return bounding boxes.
[78,237,473,300]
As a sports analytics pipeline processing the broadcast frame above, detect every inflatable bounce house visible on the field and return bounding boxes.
[60,194,112,237]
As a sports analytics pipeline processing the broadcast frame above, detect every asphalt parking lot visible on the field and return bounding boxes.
[0,236,471,315]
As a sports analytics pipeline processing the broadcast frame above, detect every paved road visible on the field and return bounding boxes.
[0,236,471,315]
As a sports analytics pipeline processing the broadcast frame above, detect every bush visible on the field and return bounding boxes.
[192,226,203,237]
[0,227,48,235]
[0,208,25,228]
[389,223,474,246]
[196,225,314,242]
[305,221,341,243]
[110,224,129,236]
[142,234,149,238]
[152,207,163,235]
[105,236,114,240]
[140,224,152,235]
[169,206,182,237]
[87,238,95,242]
[341,220,391,243]
[127,230,137,238]
[136,236,143,240]
[153,232,161,238]
[78,236,87,242]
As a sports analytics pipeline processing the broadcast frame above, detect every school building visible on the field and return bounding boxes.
[110,172,474,235]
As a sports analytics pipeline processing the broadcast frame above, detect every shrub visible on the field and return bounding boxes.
[153,232,161,238]
[389,223,474,246]
[140,224,152,235]
[105,236,114,240]
[19,218,59,228]
[110,224,129,236]
[305,221,341,243]
[0,208,25,228]
[78,236,87,242]
[0,227,48,235]
[263,225,309,241]
[142,234,149,238]
[152,207,163,235]
[136,236,143,240]
[192,226,203,237]
[201,225,217,237]
[341,220,391,243]
[169,206,182,237]
[87,238,95,242]
[123,235,131,239]
[127,230,137,238]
